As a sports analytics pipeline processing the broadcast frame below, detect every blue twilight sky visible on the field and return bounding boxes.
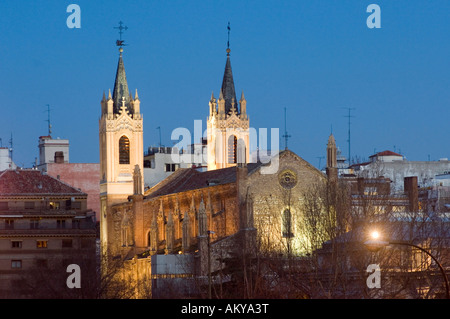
[0,0,449,169]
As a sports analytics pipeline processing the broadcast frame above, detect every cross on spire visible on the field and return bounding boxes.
[114,21,128,48]
[282,107,291,150]
[226,22,231,55]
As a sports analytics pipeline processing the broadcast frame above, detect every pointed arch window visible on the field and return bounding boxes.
[119,136,130,164]
[228,135,237,164]
[282,209,294,238]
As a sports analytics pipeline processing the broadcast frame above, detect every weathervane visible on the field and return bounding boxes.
[114,21,128,49]
[226,22,231,55]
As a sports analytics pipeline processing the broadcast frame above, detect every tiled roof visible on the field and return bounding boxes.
[145,163,262,199]
[0,169,86,196]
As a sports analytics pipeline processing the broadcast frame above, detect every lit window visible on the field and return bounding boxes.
[49,201,60,209]
[119,136,130,164]
[36,240,48,248]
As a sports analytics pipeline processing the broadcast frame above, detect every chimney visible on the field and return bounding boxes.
[404,176,419,212]
[54,151,64,164]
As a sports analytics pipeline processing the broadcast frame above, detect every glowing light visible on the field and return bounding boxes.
[371,230,380,240]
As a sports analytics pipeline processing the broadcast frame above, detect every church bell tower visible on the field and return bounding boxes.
[207,27,250,171]
[99,45,144,255]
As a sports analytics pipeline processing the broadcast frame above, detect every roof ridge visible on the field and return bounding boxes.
[0,169,86,195]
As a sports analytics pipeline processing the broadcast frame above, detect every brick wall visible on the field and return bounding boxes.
[46,163,100,221]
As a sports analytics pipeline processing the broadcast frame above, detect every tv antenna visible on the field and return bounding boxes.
[156,126,162,148]
[282,107,291,150]
[45,104,52,136]
[343,107,355,166]
[316,156,325,170]
[9,133,13,161]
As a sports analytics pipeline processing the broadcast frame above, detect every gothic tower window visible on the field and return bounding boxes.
[228,135,237,164]
[282,209,294,238]
[119,136,130,164]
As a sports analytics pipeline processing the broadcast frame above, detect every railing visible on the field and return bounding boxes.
[0,223,96,231]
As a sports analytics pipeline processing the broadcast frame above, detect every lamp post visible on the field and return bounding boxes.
[365,230,450,299]
[207,230,215,299]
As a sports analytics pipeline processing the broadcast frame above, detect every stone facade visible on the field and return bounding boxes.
[99,45,326,298]
[104,150,325,297]
[99,48,144,258]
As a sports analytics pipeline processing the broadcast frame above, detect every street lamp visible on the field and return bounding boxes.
[364,230,450,299]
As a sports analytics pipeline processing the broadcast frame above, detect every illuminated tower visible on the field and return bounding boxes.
[99,46,143,255]
[207,45,250,170]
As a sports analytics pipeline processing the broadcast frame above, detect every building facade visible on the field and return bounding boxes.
[351,150,450,192]
[36,136,100,221]
[0,169,97,298]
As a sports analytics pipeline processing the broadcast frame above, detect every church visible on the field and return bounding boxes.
[99,41,327,297]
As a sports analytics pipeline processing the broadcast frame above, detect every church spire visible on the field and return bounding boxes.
[221,23,238,115]
[112,48,133,114]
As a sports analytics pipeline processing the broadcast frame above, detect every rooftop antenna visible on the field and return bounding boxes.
[156,126,162,148]
[282,107,291,150]
[114,21,128,50]
[317,156,325,170]
[45,104,52,136]
[9,132,13,161]
[343,107,355,166]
